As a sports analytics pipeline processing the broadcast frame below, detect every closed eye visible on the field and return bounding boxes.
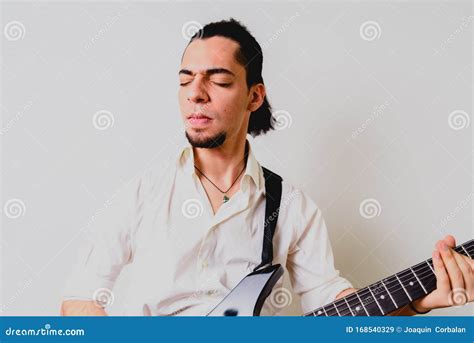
[212,82,231,88]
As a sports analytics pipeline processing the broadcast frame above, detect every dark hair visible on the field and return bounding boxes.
[188,18,275,137]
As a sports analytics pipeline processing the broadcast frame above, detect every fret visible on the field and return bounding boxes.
[460,245,471,258]
[322,306,328,316]
[343,298,355,316]
[355,292,370,316]
[394,274,412,301]
[382,279,398,308]
[324,303,338,316]
[359,288,384,316]
[333,303,341,316]
[369,281,397,314]
[410,267,428,294]
[397,269,426,301]
[334,298,351,317]
[413,262,437,295]
[345,293,367,316]
[368,285,385,315]
[426,260,434,273]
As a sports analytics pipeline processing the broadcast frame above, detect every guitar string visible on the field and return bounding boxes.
[309,243,473,316]
[328,244,473,317]
[314,244,472,317]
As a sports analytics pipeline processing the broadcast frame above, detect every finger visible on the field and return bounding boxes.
[444,235,456,248]
[453,252,473,293]
[438,240,465,291]
[433,249,451,293]
[462,255,474,271]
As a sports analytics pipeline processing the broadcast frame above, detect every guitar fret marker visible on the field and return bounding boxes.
[409,281,414,286]
[368,286,385,315]
[395,274,412,301]
[355,293,370,316]
[411,267,428,294]
[381,279,398,308]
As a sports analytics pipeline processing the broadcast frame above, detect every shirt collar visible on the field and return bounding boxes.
[177,139,263,193]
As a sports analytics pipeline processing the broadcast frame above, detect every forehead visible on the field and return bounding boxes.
[181,36,243,73]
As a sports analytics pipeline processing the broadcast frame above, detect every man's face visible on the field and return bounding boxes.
[178,36,253,148]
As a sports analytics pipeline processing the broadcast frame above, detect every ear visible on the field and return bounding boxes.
[247,84,266,112]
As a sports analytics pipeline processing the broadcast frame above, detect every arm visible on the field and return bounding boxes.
[61,300,107,316]
[60,174,145,316]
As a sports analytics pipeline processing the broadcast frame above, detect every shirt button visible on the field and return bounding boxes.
[201,260,208,269]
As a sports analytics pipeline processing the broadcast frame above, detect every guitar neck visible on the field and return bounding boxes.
[305,239,473,316]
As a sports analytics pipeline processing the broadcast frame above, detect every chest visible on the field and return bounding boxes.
[198,176,242,215]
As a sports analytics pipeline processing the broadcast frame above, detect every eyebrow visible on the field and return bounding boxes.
[178,68,235,77]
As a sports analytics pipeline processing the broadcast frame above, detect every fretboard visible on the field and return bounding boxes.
[304,239,473,316]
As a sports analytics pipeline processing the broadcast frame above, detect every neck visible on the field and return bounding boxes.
[193,138,249,185]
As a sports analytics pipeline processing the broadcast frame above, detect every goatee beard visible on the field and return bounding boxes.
[185,131,226,148]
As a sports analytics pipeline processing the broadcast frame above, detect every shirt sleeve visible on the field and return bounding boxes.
[286,190,353,314]
[61,172,145,306]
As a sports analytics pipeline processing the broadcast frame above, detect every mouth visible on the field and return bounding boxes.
[187,113,213,127]
[187,113,211,119]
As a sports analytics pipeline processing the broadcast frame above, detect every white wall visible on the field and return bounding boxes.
[1,0,472,316]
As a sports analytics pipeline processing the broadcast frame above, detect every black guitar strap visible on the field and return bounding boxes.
[253,166,283,272]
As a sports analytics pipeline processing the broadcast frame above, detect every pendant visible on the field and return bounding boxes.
[223,195,229,203]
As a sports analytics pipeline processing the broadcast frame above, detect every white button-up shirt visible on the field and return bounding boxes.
[62,140,352,316]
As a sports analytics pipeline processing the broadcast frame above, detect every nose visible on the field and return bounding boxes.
[187,78,209,104]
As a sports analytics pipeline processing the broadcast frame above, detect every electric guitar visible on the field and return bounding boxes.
[207,239,473,316]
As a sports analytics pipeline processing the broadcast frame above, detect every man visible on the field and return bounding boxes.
[61,19,472,316]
